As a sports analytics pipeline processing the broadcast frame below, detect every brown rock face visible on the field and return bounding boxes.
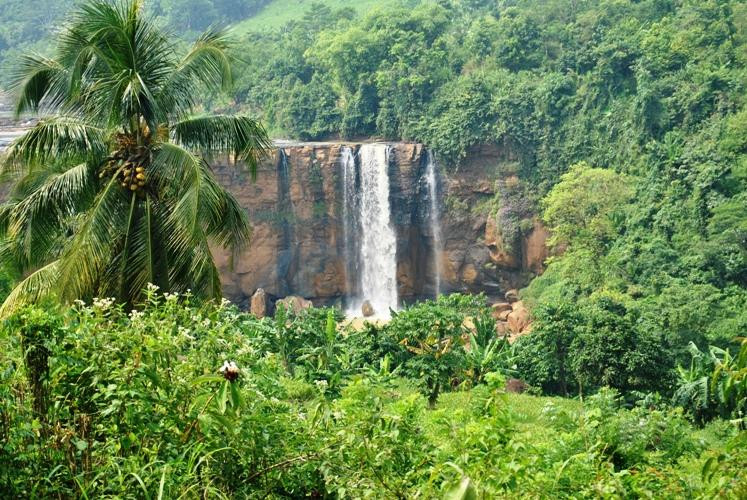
[523,219,550,274]
[505,378,529,393]
[211,141,548,308]
[491,302,512,317]
[250,288,268,318]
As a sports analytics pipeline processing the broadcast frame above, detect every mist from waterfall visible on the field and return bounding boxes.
[424,151,443,297]
[342,144,398,317]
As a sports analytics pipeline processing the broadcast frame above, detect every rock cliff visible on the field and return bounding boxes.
[211,141,548,308]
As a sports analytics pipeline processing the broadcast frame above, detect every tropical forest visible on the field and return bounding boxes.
[0,0,745,497]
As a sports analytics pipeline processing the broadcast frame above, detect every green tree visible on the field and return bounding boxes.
[0,0,270,313]
[542,162,634,253]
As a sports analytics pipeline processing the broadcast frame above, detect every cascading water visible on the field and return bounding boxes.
[344,143,398,317]
[341,146,359,305]
[276,149,296,295]
[424,151,443,297]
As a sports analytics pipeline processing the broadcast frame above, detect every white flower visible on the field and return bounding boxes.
[92,297,115,310]
[219,360,239,373]
[219,360,240,381]
[146,283,160,292]
[178,326,195,340]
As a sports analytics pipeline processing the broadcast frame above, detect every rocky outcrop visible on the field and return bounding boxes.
[494,291,533,342]
[211,141,549,307]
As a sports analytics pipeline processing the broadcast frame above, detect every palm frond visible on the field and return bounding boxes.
[0,261,60,318]
[151,142,250,255]
[56,173,128,302]
[205,187,252,252]
[3,117,107,171]
[158,29,233,118]
[54,0,173,129]
[9,54,70,116]
[124,196,171,302]
[171,115,271,177]
[3,163,94,270]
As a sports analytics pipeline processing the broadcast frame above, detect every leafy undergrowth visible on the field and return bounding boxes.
[1,291,745,498]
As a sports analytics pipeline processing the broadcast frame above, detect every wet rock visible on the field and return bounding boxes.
[461,263,479,284]
[361,300,375,317]
[505,289,520,303]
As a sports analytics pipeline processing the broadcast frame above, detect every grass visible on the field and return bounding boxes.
[232,0,402,34]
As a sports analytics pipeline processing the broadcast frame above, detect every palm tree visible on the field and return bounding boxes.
[0,0,271,314]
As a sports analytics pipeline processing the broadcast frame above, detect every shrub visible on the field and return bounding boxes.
[515,295,676,396]
[386,294,492,406]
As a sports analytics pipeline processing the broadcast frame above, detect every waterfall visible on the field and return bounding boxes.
[349,144,398,317]
[424,151,443,297]
[341,146,359,305]
[276,149,295,295]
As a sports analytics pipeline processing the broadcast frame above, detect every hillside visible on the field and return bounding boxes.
[232,0,396,33]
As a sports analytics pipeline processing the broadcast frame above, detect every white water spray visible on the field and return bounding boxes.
[424,151,443,296]
[355,144,398,317]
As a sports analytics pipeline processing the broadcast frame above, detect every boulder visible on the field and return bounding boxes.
[507,303,530,334]
[505,289,520,303]
[276,295,313,314]
[499,309,512,321]
[250,288,268,318]
[361,300,375,317]
[491,302,512,316]
[505,378,529,394]
[495,321,509,336]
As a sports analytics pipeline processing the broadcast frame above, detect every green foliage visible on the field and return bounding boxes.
[515,293,675,397]
[674,338,747,426]
[385,294,491,406]
[542,163,634,253]
[0,294,744,497]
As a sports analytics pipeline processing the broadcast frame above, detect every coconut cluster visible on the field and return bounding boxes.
[99,133,152,194]
[120,164,147,191]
